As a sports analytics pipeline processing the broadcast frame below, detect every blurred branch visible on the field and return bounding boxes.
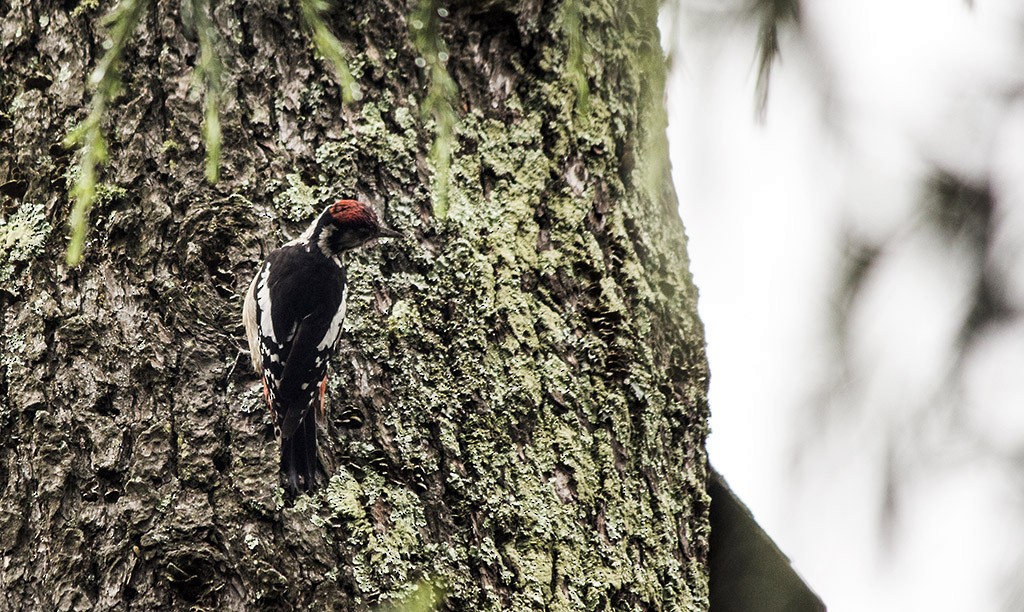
[923,171,1015,349]
[750,0,800,120]
[832,233,881,346]
[924,170,993,252]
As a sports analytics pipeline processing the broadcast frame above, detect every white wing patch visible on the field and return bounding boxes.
[256,262,276,343]
[316,283,348,351]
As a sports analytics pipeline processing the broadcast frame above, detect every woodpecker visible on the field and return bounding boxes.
[243,199,402,494]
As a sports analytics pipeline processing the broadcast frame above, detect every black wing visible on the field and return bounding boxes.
[253,247,346,433]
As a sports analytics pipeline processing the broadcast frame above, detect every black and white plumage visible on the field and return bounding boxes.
[243,199,401,493]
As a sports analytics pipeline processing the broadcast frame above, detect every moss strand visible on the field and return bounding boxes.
[410,0,458,219]
[64,0,152,266]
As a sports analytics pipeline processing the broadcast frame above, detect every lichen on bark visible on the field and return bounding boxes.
[0,0,710,610]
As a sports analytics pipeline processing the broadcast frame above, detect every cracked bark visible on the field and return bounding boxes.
[1,0,710,610]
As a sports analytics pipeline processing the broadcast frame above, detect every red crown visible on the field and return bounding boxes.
[328,199,377,227]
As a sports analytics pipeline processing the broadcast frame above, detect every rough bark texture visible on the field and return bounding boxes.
[0,0,710,610]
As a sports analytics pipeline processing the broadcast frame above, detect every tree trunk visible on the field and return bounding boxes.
[0,0,710,609]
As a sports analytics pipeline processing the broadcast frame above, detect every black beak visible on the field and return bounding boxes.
[377,226,404,239]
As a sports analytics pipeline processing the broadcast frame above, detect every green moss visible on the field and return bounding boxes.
[69,0,103,17]
[273,173,320,223]
[94,182,127,207]
[378,579,445,612]
[269,99,423,231]
[324,469,367,521]
[0,332,27,372]
[244,533,261,550]
[320,469,427,601]
[0,202,51,290]
[314,140,360,195]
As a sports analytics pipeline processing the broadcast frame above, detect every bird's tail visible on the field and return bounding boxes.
[280,407,320,494]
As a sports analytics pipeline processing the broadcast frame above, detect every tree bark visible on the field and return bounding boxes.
[0,0,710,609]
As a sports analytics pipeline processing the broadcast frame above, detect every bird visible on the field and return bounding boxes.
[243,199,402,494]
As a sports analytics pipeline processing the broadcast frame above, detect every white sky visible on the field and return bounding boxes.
[665,1,1024,610]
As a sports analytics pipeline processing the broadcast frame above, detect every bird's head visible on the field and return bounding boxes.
[318,199,403,253]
